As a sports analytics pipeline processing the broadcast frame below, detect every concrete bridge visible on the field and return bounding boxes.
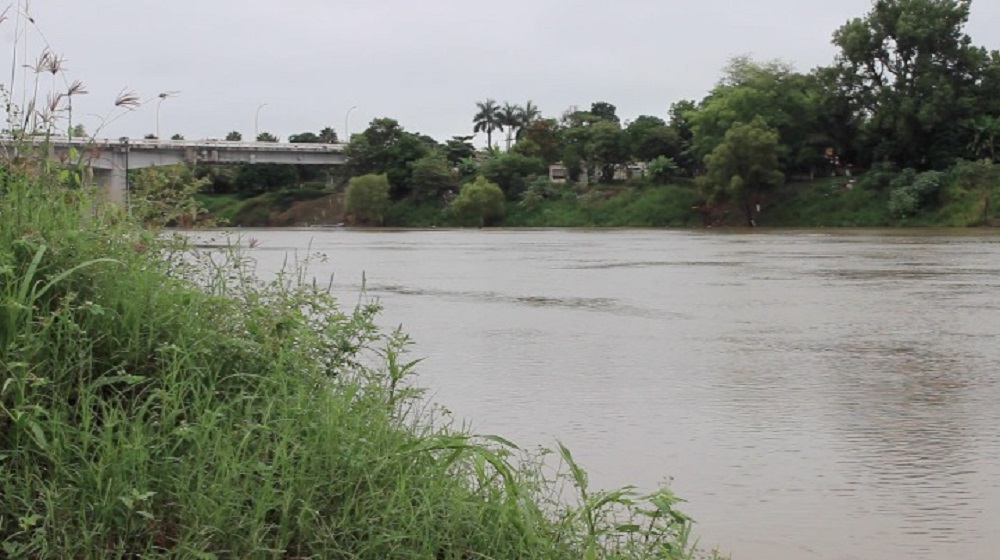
[1,136,347,203]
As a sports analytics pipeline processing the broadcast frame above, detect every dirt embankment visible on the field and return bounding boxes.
[231,192,346,227]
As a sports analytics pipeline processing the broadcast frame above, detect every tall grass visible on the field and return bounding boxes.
[0,170,700,558]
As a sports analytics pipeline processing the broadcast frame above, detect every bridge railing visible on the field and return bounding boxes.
[0,135,346,153]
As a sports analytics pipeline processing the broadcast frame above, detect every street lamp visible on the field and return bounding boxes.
[155,91,180,140]
[345,105,357,141]
[254,103,268,140]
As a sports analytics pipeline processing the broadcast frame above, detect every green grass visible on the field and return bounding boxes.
[762,178,893,227]
[505,184,701,227]
[1,169,701,558]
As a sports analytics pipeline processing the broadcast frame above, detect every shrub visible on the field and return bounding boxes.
[888,169,944,217]
[345,173,390,225]
[647,156,680,184]
[449,176,506,226]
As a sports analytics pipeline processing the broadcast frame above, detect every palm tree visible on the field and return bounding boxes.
[319,126,338,143]
[519,100,541,132]
[499,102,522,151]
[473,99,502,149]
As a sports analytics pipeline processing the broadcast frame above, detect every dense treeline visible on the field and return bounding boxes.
[189,0,1000,228]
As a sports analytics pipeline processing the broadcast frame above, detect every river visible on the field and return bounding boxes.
[203,227,1000,560]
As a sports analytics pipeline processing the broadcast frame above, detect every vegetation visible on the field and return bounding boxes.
[345,173,391,225]
[1,163,705,557]
[449,176,506,226]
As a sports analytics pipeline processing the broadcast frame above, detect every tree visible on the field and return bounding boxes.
[702,118,785,226]
[256,132,278,142]
[832,0,988,168]
[473,99,503,149]
[410,153,458,201]
[129,164,210,227]
[586,121,628,182]
[499,102,522,151]
[668,100,698,174]
[626,115,682,162]
[444,135,476,165]
[345,173,391,225]
[689,56,822,174]
[225,130,242,141]
[170,133,184,141]
[69,123,86,139]
[481,152,547,199]
[519,100,542,134]
[144,133,157,140]
[234,163,298,194]
[344,118,431,199]
[518,119,563,164]
[590,101,619,123]
[319,127,339,143]
[288,132,320,143]
[449,176,505,226]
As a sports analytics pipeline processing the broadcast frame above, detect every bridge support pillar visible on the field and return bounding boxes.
[92,160,127,205]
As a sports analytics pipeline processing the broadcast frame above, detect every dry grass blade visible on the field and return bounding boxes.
[114,88,140,109]
[67,80,87,96]
[44,51,66,75]
[47,91,63,113]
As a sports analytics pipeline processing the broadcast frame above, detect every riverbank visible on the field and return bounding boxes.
[197,162,1000,229]
[2,170,703,557]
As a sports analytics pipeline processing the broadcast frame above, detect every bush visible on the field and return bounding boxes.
[646,156,680,184]
[888,169,944,217]
[345,173,391,225]
[449,176,506,226]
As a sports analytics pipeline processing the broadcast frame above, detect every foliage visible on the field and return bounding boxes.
[449,176,506,226]
[589,101,619,123]
[481,152,547,199]
[647,156,680,184]
[224,130,242,141]
[627,116,681,162]
[288,131,320,143]
[128,164,210,227]
[234,163,299,194]
[473,98,503,149]
[702,118,785,225]
[344,118,431,199]
[518,119,564,164]
[255,131,278,142]
[690,56,824,173]
[410,153,458,201]
[318,127,339,143]
[832,0,989,169]
[444,135,476,165]
[1,173,699,559]
[887,169,945,217]
[507,184,700,227]
[345,173,391,225]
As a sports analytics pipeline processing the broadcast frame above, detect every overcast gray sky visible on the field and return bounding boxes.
[3,0,999,143]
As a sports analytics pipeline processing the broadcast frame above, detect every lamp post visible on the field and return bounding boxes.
[345,105,357,141]
[155,91,179,140]
[254,103,268,140]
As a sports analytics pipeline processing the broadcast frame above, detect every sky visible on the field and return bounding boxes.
[3,0,1000,144]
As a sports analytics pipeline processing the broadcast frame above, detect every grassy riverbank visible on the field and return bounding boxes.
[197,161,1000,229]
[1,171,701,558]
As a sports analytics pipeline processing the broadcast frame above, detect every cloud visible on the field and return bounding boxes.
[5,0,999,143]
